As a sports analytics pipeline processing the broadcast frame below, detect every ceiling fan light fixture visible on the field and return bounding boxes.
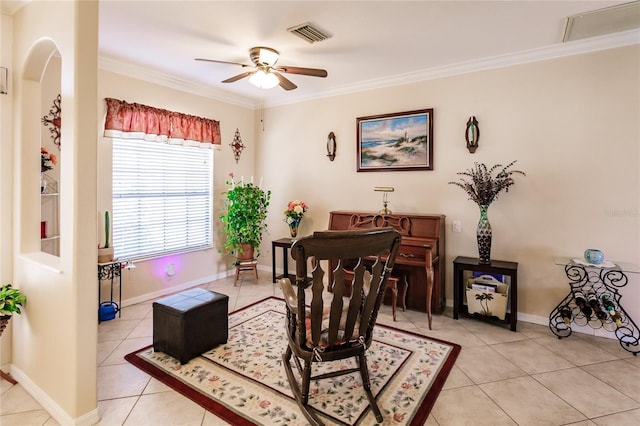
[249,70,279,89]
[253,47,279,66]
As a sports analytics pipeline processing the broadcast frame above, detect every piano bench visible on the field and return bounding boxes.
[343,270,406,321]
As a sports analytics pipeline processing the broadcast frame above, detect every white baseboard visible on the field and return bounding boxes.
[121,271,229,307]
[7,271,236,425]
[444,298,618,340]
[9,365,100,426]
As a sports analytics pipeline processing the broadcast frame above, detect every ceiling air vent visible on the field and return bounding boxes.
[563,1,640,42]
[287,22,331,43]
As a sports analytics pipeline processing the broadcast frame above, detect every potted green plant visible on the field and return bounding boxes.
[220,173,271,260]
[98,210,115,263]
[0,284,27,337]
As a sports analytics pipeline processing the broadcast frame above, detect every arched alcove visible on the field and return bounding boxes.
[20,39,61,257]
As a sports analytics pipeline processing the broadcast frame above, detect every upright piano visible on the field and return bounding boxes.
[328,211,446,319]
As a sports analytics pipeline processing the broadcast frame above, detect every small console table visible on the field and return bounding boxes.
[98,261,122,322]
[549,257,639,355]
[272,237,294,283]
[453,256,518,331]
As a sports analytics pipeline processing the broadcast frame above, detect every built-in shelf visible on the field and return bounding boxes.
[41,175,60,257]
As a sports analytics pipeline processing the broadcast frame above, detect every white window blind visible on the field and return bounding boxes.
[112,138,213,260]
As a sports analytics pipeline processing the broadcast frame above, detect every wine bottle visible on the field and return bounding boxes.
[601,294,623,327]
[574,291,592,319]
[587,292,607,320]
[601,294,615,312]
[559,307,572,327]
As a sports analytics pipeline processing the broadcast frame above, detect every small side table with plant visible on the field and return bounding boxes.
[220,173,271,265]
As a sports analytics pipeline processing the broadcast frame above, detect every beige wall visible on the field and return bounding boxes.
[257,45,640,330]
[97,70,256,303]
[1,3,638,423]
[0,11,15,372]
[8,1,99,424]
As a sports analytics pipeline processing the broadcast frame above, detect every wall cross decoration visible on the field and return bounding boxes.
[230,128,245,163]
[42,94,61,148]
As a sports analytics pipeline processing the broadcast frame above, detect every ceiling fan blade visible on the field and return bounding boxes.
[273,71,297,91]
[222,71,255,83]
[276,65,328,78]
[195,58,251,68]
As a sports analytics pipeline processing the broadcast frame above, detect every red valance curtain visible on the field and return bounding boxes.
[103,98,221,149]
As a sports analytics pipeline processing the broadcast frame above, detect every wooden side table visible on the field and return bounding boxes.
[453,256,518,331]
[272,238,294,283]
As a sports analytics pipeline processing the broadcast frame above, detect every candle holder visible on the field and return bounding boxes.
[465,116,480,153]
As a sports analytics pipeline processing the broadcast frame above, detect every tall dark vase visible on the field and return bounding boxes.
[477,204,492,264]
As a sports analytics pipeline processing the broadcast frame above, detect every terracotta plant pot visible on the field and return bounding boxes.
[237,244,255,261]
[0,315,11,338]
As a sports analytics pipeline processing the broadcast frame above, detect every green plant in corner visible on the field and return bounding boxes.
[0,284,27,318]
[220,173,271,259]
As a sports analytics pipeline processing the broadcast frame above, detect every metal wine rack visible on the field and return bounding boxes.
[549,257,639,355]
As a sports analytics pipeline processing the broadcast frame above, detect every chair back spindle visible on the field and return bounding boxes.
[281,227,402,425]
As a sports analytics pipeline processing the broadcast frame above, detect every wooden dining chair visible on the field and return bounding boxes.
[280,227,401,425]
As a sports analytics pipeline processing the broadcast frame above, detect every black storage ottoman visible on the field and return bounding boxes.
[153,288,229,364]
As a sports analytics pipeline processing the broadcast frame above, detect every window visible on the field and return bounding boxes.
[112,138,213,260]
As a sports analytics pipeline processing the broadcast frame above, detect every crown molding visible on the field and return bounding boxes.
[100,29,639,110]
[98,56,258,109]
[264,29,640,108]
[1,0,29,16]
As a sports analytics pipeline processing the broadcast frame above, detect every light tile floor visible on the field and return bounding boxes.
[1,274,640,425]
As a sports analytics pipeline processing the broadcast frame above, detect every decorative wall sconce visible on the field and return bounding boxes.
[327,131,336,161]
[0,67,7,95]
[465,116,479,153]
[42,94,62,148]
[374,186,395,214]
[230,128,245,163]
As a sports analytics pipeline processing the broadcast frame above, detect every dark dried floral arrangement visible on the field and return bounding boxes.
[449,160,525,206]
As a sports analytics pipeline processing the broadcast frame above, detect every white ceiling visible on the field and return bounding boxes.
[4,1,640,108]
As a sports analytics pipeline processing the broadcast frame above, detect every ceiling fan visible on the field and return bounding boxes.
[195,46,328,91]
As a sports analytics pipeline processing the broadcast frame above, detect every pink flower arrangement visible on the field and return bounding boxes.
[284,200,308,224]
[41,147,57,172]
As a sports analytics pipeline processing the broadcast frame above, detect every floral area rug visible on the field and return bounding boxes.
[125,297,460,425]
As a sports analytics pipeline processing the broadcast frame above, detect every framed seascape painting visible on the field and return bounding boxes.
[356,108,433,172]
